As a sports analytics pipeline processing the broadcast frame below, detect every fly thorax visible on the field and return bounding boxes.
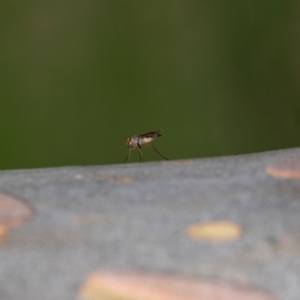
[129,135,139,147]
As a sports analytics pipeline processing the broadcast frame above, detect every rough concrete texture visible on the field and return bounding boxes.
[0,148,300,300]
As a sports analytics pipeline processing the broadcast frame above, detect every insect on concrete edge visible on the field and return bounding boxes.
[123,130,169,163]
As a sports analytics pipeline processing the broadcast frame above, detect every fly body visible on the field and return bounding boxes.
[123,130,168,163]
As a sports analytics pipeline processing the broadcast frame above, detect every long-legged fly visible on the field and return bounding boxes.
[123,130,169,163]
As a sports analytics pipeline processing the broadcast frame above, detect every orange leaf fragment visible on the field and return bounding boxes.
[79,271,275,300]
[0,224,9,244]
[267,154,300,179]
[0,193,34,226]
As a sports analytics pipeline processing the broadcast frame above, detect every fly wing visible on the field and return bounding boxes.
[138,130,162,145]
[140,130,162,139]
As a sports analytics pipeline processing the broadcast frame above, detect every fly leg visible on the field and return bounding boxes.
[150,145,169,160]
[123,148,132,163]
[137,147,143,162]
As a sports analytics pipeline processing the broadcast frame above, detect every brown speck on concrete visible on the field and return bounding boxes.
[102,174,133,183]
[267,154,300,178]
[78,271,276,300]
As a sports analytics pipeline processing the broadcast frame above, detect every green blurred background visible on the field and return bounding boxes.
[1,1,300,169]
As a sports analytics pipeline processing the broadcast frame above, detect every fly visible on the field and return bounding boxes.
[123,130,169,163]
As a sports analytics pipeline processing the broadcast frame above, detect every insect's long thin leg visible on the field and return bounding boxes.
[150,145,169,160]
[137,148,143,162]
[123,149,132,163]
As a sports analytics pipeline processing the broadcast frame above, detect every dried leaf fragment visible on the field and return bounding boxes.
[188,221,242,241]
[0,193,34,226]
[267,154,300,179]
[79,271,275,300]
[0,224,9,244]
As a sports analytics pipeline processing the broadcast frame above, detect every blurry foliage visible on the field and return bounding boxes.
[0,1,300,169]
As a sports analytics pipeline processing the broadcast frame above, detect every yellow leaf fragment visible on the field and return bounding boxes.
[188,221,242,241]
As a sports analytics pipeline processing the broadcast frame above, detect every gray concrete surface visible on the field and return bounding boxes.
[0,148,300,300]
